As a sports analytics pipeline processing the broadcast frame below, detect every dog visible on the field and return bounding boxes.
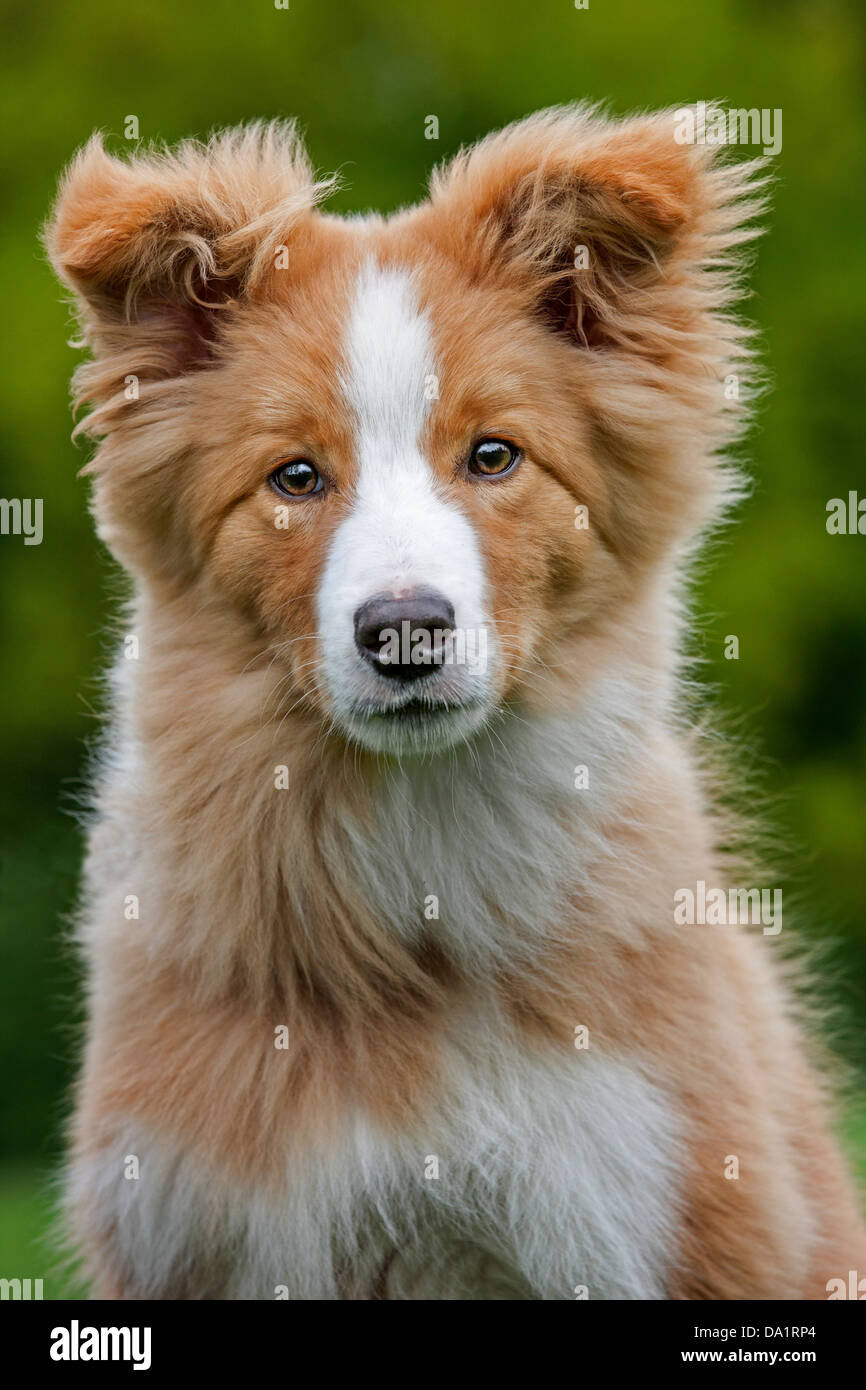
[46,105,866,1299]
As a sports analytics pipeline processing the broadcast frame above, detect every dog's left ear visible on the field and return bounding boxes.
[428,105,761,347]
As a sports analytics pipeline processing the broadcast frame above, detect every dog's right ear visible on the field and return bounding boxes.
[45,123,335,383]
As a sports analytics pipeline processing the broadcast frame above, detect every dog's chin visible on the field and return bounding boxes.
[337,693,491,757]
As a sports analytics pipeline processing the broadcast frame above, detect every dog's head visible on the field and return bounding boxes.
[47,108,762,755]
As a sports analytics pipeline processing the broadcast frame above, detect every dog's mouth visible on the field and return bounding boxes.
[341,691,490,754]
[323,623,497,756]
[365,694,476,721]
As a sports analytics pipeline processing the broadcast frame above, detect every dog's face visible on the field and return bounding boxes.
[188,246,605,755]
[47,110,751,755]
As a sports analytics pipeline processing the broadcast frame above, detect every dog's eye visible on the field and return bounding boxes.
[270,459,323,499]
[468,438,521,479]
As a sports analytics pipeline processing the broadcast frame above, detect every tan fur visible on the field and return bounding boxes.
[47,107,865,1299]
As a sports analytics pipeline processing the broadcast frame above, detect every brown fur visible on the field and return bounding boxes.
[46,107,866,1299]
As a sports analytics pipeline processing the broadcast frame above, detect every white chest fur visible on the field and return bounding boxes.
[73,1020,682,1300]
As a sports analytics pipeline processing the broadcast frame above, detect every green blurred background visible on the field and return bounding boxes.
[1,0,864,1296]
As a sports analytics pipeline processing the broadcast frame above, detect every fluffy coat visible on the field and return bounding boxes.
[46,105,866,1299]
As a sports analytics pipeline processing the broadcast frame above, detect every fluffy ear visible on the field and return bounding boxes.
[429,104,765,348]
[44,122,335,383]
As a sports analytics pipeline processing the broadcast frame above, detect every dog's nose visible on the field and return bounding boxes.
[353,588,456,681]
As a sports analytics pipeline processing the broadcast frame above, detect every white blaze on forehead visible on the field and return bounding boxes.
[317,259,492,724]
[340,259,434,461]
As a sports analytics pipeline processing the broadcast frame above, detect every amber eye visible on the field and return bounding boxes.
[269,458,323,499]
[468,438,521,479]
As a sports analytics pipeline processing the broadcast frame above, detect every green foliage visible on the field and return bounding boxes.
[0,1163,86,1299]
[1,0,865,1179]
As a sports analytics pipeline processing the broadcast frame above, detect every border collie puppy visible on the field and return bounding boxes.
[46,105,866,1299]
